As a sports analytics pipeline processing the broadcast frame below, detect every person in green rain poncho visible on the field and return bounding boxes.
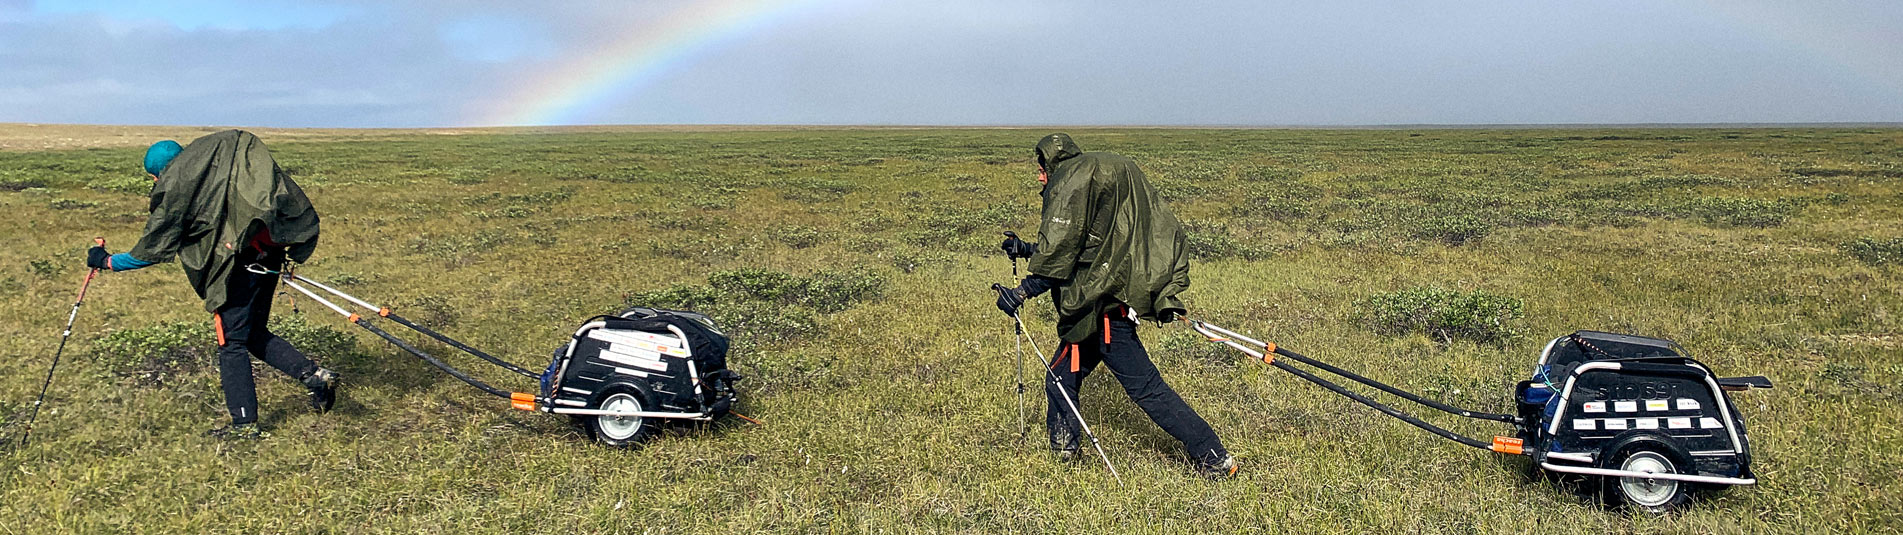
[86,130,339,440]
[996,133,1236,478]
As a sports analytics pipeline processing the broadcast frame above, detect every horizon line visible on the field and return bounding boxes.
[5,121,1902,131]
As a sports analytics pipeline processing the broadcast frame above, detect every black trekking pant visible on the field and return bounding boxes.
[1046,309,1227,463]
[214,250,317,424]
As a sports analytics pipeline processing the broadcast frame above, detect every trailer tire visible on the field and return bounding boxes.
[1599,435,1692,514]
[587,386,658,447]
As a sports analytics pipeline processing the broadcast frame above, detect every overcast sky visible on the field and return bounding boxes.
[3,0,1900,127]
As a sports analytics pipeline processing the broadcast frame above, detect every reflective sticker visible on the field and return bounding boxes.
[1573,419,1596,430]
[1645,399,1669,412]
[1604,419,1629,431]
[1635,418,1660,430]
[599,350,669,371]
[1668,417,1693,429]
[1700,417,1724,429]
[1583,401,1607,413]
[1614,401,1638,413]
[1676,398,1701,411]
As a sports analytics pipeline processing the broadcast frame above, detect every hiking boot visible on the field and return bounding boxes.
[1052,447,1080,462]
[206,422,270,440]
[304,368,339,413]
[1049,430,1080,462]
[1195,454,1239,479]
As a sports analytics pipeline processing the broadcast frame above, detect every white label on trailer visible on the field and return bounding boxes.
[587,330,690,357]
[1583,401,1607,413]
[1614,401,1638,413]
[596,346,661,365]
[1676,398,1700,411]
[601,328,684,348]
[607,343,668,362]
[1668,417,1693,429]
[1700,417,1724,429]
[612,366,651,378]
[601,350,669,372]
[1573,419,1596,431]
[1645,399,1669,412]
[1604,419,1629,431]
[1635,418,1660,430]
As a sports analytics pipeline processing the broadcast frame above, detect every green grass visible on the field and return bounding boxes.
[1,127,1900,533]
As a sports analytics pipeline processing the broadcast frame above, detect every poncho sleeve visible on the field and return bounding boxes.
[127,177,198,262]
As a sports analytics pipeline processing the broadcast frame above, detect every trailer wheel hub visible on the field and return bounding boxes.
[1618,451,1679,507]
[597,393,646,440]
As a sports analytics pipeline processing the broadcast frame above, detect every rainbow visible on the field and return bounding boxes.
[483,0,821,126]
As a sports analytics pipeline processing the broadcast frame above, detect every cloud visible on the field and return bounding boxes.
[1,0,1899,127]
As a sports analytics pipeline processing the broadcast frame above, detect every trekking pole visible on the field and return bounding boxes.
[17,237,106,448]
[994,284,1124,487]
[1003,232,1026,442]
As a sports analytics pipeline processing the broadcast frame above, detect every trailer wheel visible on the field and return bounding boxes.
[1602,446,1690,514]
[588,387,657,447]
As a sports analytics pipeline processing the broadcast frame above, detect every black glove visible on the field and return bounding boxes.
[1000,233,1038,259]
[994,284,1027,317]
[86,246,110,270]
[1156,309,1180,324]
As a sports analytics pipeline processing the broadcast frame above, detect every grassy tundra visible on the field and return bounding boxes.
[0,126,1899,533]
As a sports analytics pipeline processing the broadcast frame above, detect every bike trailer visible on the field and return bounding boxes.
[540,307,741,446]
[1515,331,1768,512]
[266,266,744,448]
[1191,321,1771,514]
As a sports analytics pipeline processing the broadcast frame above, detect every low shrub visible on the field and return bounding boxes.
[769,224,827,249]
[87,175,154,195]
[1239,166,1301,183]
[28,259,64,278]
[1353,286,1524,344]
[1233,183,1320,221]
[1185,224,1270,261]
[887,247,954,274]
[90,320,215,387]
[777,178,856,203]
[623,267,887,353]
[49,198,99,210]
[90,316,361,388]
[683,187,742,210]
[1412,214,1494,245]
[1149,177,1208,201]
[1842,237,1903,266]
[0,175,48,192]
[1676,197,1802,228]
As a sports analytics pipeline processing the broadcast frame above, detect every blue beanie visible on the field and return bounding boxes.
[143,140,183,176]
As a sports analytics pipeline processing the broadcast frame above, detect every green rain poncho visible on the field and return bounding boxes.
[129,130,320,313]
[1026,133,1191,343]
